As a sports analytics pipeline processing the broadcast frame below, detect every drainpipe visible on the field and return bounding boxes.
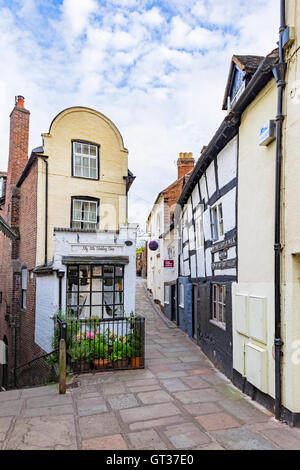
[40,156,49,266]
[274,0,286,421]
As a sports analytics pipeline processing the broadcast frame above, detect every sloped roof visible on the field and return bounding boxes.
[222,55,264,110]
[0,215,18,240]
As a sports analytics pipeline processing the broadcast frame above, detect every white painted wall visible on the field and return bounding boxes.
[217,135,238,188]
[35,224,138,352]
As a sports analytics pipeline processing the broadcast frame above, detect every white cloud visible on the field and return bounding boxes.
[61,0,98,37]
[0,0,280,232]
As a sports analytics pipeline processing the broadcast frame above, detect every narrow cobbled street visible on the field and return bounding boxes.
[1,279,300,450]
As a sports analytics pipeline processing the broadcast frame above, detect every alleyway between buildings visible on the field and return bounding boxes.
[1,278,300,450]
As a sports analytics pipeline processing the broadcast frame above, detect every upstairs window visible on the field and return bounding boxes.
[211,203,224,242]
[72,142,99,180]
[72,197,99,230]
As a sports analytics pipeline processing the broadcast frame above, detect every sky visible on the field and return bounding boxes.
[0,0,279,237]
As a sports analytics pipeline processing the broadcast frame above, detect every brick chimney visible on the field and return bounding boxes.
[177,152,195,180]
[6,96,30,190]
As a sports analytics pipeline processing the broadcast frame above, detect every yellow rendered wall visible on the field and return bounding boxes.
[281,0,300,413]
[36,107,128,265]
[233,79,277,399]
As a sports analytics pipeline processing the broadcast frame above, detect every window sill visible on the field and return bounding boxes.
[210,319,226,331]
[72,175,99,181]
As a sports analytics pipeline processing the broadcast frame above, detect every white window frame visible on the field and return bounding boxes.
[195,213,204,250]
[179,283,185,308]
[211,284,226,329]
[73,142,98,180]
[72,199,98,230]
[210,203,224,242]
[21,267,27,310]
[164,285,170,305]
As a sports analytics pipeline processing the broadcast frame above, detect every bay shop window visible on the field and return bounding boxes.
[67,265,124,319]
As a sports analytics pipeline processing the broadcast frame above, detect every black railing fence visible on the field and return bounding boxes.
[13,351,59,389]
[56,315,145,374]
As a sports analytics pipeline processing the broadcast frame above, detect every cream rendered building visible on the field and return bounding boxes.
[32,106,137,352]
[233,0,300,425]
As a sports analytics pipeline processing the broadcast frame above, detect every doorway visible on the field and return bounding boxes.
[193,284,198,341]
[1,337,8,390]
[171,285,177,323]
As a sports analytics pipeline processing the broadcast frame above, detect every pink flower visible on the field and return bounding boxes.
[86,332,95,339]
[96,331,100,335]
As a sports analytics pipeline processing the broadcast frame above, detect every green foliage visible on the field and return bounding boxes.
[69,339,93,362]
[112,342,132,361]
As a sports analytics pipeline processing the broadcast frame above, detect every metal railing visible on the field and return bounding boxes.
[57,315,145,374]
[13,350,59,389]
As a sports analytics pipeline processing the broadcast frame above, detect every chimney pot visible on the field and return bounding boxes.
[15,95,25,108]
[177,151,195,179]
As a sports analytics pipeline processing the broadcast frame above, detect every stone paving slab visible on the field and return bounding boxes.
[0,417,14,443]
[127,429,168,450]
[108,393,138,410]
[1,279,300,450]
[137,390,174,404]
[77,397,108,416]
[120,403,181,424]
[0,390,20,401]
[79,413,121,440]
[210,427,278,450]
[163,422,211,449]
[0,400,23,417]
[5,415,77,450]
[82,434,128,450]
[23,404,74,418]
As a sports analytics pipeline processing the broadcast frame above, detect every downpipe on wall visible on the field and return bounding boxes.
[273,0,286,421]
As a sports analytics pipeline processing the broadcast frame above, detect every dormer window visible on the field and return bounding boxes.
[230,65,245,102]
[72,141,99,180]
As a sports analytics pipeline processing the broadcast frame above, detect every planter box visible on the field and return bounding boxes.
[93,359,112,370]
[131,357,142,368]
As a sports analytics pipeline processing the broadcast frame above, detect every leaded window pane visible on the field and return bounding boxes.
[66,264,124,319]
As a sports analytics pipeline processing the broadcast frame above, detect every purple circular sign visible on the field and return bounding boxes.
[149,241,159,251]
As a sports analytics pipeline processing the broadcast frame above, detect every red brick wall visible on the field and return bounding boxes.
[18,161,45,365]
[0,99,45,385]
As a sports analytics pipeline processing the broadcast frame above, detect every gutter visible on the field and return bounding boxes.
[273,0,286,422]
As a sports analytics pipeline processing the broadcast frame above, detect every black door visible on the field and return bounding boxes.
[193,285,198,340]
[171,285,176,322]
[2,337,8,390]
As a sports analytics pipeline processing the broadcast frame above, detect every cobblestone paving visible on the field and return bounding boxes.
[1,278,300,450]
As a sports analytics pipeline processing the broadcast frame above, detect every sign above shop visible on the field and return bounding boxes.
[212,259,237,270]
[70,243,125,254]
[211,236,236,254]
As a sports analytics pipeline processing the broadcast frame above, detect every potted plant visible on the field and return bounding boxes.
[92,341,111,370]
[111,341,131,369]
[69,339,93,372]
[126,326,142,369]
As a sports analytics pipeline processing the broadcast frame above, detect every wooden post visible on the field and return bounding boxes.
[59,338,66,394]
